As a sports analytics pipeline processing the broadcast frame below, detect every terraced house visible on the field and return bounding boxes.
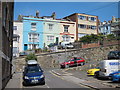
[14,12,76,53]
[64,13,99,41]
[59,20,76,43]
[42,13,60,47]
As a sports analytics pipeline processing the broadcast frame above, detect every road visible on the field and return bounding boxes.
[22,69,89,88]
[5,68,119,89]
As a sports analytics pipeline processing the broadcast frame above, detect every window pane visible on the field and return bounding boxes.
[13,26,17,30]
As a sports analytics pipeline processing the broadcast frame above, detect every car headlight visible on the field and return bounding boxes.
[24,76,29,79]
[40,75,44,78]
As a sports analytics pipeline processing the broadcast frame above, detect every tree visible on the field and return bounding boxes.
[106,34,115,40]
[80,34,99,43]
[25,53,37,62]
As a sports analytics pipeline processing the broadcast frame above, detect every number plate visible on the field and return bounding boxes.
[31,79,38,83]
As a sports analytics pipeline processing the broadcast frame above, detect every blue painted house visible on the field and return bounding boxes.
[22,16,44,50]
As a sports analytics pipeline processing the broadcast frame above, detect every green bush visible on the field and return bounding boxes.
[25,53,37,62]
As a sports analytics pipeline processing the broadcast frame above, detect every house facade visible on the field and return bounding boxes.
[98,21,111,35]
[22,17,44,50]
[0,1,14,89]
[13,21,23,57]
[111,16,120,37]
[63,13,98,41]
[98,16,120,36]
[42,16,60,47]
[59,20,76,43]
[15,12,77,51]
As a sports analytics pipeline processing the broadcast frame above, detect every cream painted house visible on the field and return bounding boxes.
[59,20,76,43]
[64,13,98,41]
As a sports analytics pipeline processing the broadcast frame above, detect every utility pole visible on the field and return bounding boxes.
[65,44,67,62]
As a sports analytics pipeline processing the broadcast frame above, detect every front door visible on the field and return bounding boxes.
[56,37,59,45]
[24,44,28,50]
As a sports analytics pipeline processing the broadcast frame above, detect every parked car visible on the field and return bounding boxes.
[23,60,45,86]
[58,42,74,49]
[87,67,100,76]
[94,71,100,78]
[108,51,120,59]
[109,71,120,82]
[19,52,28,56]
[60,57,85,68]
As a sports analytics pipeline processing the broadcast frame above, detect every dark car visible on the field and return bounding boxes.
[60,57,85,68]
[94,71,100,78]
[23,64,45,86]
[108,51,120,60]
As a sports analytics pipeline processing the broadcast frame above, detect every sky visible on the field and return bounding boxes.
[14,1,119,22]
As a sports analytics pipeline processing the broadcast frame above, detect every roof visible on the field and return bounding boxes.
[63,13,98,19]
[27,60,38,65]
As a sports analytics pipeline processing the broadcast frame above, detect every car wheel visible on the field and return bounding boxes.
[22,81,28,86]
[41,80,45,85]
[80,62,84,66]
[94,73,98,78]
[94,72,100,79]
[60,66,65,69]
[65,64,69,68]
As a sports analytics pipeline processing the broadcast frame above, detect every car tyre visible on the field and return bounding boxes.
[22,81,28,86]
[80,62,85,66]
[41,80,45,85]
[65,64,69,68]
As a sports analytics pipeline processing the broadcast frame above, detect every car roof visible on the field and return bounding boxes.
[27,60,38,65]
[110,51,120,53]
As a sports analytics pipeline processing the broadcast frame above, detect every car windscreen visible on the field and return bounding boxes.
[26,66,42,73]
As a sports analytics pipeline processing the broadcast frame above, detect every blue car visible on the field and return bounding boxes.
[109,71,120,82]
[23,64,45,86]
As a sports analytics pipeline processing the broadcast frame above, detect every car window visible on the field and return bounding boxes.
[71,59,76,61]
[109,51,120,55]
[96,67,100,69]
[26,65,42,73]
[118,52,120,56]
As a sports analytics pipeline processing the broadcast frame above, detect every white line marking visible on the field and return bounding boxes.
[45,83,50,88]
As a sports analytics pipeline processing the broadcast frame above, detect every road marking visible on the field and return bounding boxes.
[45,83,50,88]
[50,71,93,89]
[49,71,64,80]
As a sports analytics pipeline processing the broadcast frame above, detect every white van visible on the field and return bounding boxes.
[99,60,120,78]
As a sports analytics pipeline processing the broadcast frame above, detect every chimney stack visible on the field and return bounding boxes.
[36,10,39,18]
[112,16,116,22]
[51,12,56,19]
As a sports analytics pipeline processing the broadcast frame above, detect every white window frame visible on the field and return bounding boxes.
[47,36,54,41]
[64,25,69,32]
[31,23,37,31]
[88,17,96,21]
[78,24,86,29]
[28,33,39,42]
[78,15,86,20]
[48,24,54,30]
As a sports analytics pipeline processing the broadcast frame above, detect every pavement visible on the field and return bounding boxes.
[4,72,23,89]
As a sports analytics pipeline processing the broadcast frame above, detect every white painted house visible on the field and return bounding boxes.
[13,21,23,57]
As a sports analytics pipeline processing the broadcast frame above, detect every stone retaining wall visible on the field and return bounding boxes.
[14,44,119,72]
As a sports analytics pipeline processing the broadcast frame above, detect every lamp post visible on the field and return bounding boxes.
[65,44,67,62]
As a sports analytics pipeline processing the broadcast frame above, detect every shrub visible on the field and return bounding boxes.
[25,53,37,62]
